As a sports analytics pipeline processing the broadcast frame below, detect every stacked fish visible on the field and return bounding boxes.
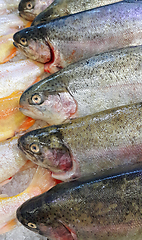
[0,0,142,239]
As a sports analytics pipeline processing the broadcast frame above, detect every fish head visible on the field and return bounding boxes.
[18,0,47,21]
[18,0,36,21]
[19,77,77,125]
[16,194,53,236]
[13,25,52,63]
[17,191,76,239]
[18,127,73,174]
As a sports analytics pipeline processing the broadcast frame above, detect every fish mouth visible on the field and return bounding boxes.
[13,42,18,48]
[17,138,24,153]
[19,11,36,21]
[19,105,45,120]
[16,207,39,233]
[18,138,36,162]
[16,206,24,224]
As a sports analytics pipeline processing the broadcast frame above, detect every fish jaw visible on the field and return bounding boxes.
[19,91,77,125]
[18,0,53,21]
[16,168,142,239]
[18,134,74,174]
[18,0,36,21]
[18,135,79,181]
[19,11,37,21]
[17,202,77,239]
[17,126,80,178]
[13,27,52,63]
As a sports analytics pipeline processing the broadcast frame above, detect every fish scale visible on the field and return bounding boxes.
[18,102,142,181]
[19,45,142,125]
[16,166,142,239]
[31,0,122,25]
[13,1,142,73]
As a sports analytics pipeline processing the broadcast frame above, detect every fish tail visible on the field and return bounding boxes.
[2,47,17,64]
[0,177,13,187]
[27,166,56,195]
[19,160,36,172]
[0,34,17,64]
[25,21,32,28]
[16,117,35,132]
[31,76,41,85]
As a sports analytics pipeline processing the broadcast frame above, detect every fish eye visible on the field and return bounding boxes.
[30,143,40,153]
[26,2,33,9]
[31,94,42,105]
[20,37,27,46]
[28,222,37,228]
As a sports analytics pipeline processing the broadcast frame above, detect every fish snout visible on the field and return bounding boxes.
[13,32,21,44]
[18,1,23,12]
[13,30,28,47]
[16,206,24,224]
[18,136,24,152]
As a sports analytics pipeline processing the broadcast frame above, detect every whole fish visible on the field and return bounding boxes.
[18,102,142,181]
[16,165,142,239]
[0,167,56,234]
[19,45,142,125]
[13,1,142,74]
[32,0,121,25]
[18,0,54,21]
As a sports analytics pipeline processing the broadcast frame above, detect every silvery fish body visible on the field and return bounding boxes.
[17,165,142,239]
[19,45,142,125]
[32,0,121,25]
[14,1,142,73]
[18,102,142,181]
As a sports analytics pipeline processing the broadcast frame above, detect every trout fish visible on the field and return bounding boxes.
[32,0,121,25]
[16,165,142,239]
[19,45,142,125]
[18,0,54,21]
[13,1,142,73]
[18,102,142,181]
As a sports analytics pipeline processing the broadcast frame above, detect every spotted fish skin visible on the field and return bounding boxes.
[17,165,142,239]
[18,102,142,181]
[14,1,142,71]
[32,0,121,25]
[19,45,142,125]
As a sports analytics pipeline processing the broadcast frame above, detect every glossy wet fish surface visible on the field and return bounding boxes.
[13,1,142,71]
[32,0,121,25]
[16,166,142,239]
[19,45,142,125]
[18,102,142,181]
[18,0,54,21]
